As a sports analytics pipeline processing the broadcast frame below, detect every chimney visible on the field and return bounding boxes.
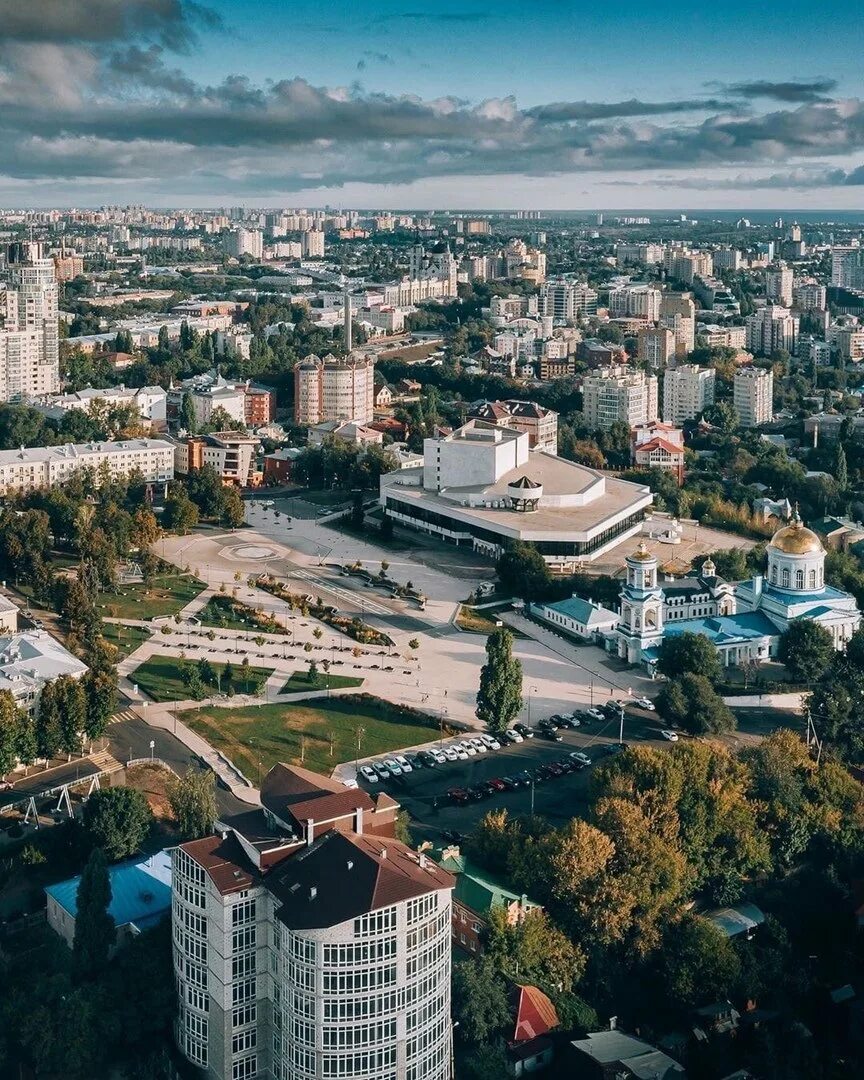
[354,806,364,835]
[418,852,427,870]
[380,846,387,860]
[309,886,317,901]
[306,818,315,846]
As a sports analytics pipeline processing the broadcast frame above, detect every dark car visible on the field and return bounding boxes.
[541,728,563,742]
[448,788,470,805]
[555,758,574,773]
[467,783,488,801]
[514,723,534,739]
[487,778,508,792]
[548,714,569,728]
[515,770,534,786]
[499,776,519,791]
[546,763,564,777]
[603,742,627,755]
[538,717,556,731]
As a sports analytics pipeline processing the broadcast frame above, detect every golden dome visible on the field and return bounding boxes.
[629,541,654,562]
[770,515,823,555]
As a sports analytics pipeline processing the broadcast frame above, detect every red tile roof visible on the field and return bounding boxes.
[511,984,559,1042]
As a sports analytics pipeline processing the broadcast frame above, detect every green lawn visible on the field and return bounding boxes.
[100,621,152,657]
[131,654,274,703]
[280,671,364,694]
[97,574,206,621]
[185,694,437,780]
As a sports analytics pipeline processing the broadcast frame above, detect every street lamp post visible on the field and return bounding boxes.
[527,685,538,726]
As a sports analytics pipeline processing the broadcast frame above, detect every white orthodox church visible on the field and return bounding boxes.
[616,512,862,670]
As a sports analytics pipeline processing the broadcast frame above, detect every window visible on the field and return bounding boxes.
[810,569,817,588]
[233,898,257,926]
[232,1030,257,1055]
[355,907,397,936]
[232,1055,257,1079]
[232,979,256,1006]
[771,565,777,584]
[782,568,790,588]
[233,953,256,980]
[233,926,256,953]
[796,569,804,589]
[233,1005,257,1029]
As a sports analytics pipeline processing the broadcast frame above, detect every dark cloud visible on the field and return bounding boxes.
[357,51,393,71]
[720,78,838,103]
[525,97,729,122]
[0,0,221,50]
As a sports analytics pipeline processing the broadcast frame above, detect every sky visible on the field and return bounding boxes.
[0,0,862,210]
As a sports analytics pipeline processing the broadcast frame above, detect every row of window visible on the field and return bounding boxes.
[322,1020,397,1049]
[321,1048,397,1077]
[322,965,396,993]
[354,906,397,937]
[322,938,396,966]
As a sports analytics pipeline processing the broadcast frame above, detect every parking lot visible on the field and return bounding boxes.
[356,703,674,842]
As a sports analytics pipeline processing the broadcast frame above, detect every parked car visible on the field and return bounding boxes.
[541,728,563,742]
[570,751,593,767]
[384,758,403,776]
[448,788,470,805]
[515,770,534,786]
[660,729,679,741]
[555,758,574,773]
[504,729,523,743]
[394,755,413,773]
[443,746,459,762]
[486,777,507,792]
[417,751,438,767]
[406,754,425,770]
[480,734,502,750]
[634,697,656,711]
[548,714,569,727]
[514,723,534,739]
[467,783,487,801]
[469,738,488,754]
[603,742,626,755]
[372,762,391,780]
[499,776,519,791]
[537,718,556,732]
[459,740,477,757]
[359,765,379,783]
[584,708,604,721]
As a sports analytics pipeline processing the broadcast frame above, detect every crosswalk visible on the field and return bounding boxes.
[89,748,125,774]
[109,709,139,726]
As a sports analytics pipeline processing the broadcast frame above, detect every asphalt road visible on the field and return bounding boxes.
[108,715,249,817]
[0,758,101,809]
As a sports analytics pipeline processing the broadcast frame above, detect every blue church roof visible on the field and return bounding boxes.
[45,850,172,930]
[663,611,779,646]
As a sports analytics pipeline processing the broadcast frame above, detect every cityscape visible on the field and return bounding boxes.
[2,3,864,1080]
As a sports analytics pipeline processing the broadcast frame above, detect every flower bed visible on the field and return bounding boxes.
[254,575,393,647]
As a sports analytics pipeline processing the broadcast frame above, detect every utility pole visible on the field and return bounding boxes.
[618,705,625,745]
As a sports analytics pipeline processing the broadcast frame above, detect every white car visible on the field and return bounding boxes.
[586,708,604,721]
[505,729,523,744]
[570,751,593,767]
[394,754,413,772]
[432,751,447,765]
[480,734,501,750]
[384,758,403,776]
[453,745,469,761]
[635,698,656,711]
[359,765,379,784]
[660,729,679,742]
[372,761,391,780]
[460,741,477,757]
[443,747,459,762]
[470,738,488,753]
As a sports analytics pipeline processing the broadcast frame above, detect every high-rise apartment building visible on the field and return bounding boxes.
[662,365,715,425]
[294,354,375,425]
[734,367,774,427]
[301,229,325,258]
[659,292,696,358]
[711,248,742,273]
[793,281,827,311]
[172,764,454,1080]
[637,327,676,370]
[765,262,794,307]
[582,366,658,430]
[831,246,864,289]
[223,229,264,260]
[540,279,598,320]
[608,284,661,321]
[0,242,60,402]
[745,305,798,357]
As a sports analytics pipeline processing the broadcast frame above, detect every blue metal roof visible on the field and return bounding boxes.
[663,611,779,645]
[45,850,172,930]
[543,595,615,625]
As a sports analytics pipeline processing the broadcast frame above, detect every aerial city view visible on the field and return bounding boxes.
[3,2,864,1079]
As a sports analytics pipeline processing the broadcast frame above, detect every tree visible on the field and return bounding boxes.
[168,770,217,841]
[162,487,199,533]
[0,691,21,777]
[452,956,510,1045]
[307,659,318,682]
[656,673,736,735]
[657,915,741,1012]
[496,541,552,601]
[486,906,585,992]
[179,392,197,434]
[476,627,523,733]
[778,621,834,683]
[73,847,114,980]
[82,787,153,861]
[460,1043,512,1080]
[656,632,721,682]
[35,679,63,760]
[82,671,117,740]
[221,486,246,528]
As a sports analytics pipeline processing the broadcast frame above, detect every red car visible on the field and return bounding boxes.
[486,778,507,792]
[448,787,470,805]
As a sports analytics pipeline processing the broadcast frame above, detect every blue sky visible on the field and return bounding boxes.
[0,0,861,208]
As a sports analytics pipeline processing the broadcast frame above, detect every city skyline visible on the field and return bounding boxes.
[0,0,863,209]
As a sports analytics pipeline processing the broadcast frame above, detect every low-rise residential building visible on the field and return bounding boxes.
[47,851,172,950]
[631,421,686,484]
[467,399,558,453]
[0,629,87,713]
[638,326,676,370]
[0,438,174,495]
[27,385,167,425]
[308,420,384,448]
[173,431,260,486]
[569,1029,685,1079]
[436,846,541,954]
[262,446,302,485]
